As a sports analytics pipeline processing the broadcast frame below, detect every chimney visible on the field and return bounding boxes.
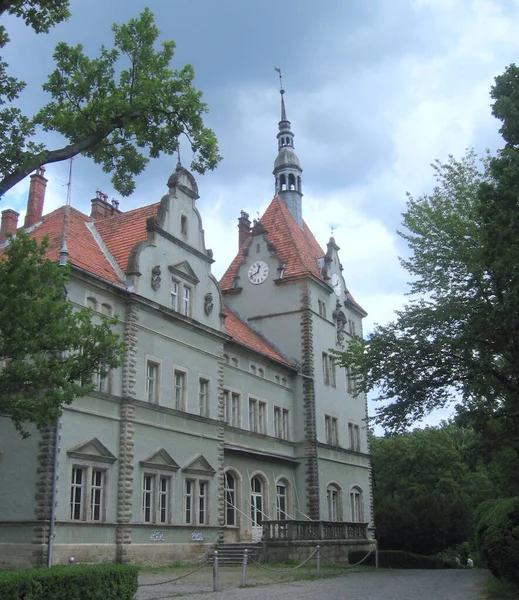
[0,209,19,244]
[24,166,47,228]
[90,190,122,220]
[238,210,251,250]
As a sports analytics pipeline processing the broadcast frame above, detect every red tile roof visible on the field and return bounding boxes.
[94,203,159,273]
[220,197,326,290]
[25,206,123,286]
[224,306,294,367]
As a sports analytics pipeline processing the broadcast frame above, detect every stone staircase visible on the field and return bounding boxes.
[213,542,263,565]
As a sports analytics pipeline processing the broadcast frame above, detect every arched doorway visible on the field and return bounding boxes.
[250,475,264,541]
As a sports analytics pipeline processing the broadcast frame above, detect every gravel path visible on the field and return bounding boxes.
[137,567,488,600]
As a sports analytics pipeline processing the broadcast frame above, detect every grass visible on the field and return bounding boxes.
[484,575,519,599]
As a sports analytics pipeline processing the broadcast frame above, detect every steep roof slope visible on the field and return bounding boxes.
[220,197,326,291]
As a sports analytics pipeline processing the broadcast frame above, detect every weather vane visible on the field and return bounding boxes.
[274,66,283,91]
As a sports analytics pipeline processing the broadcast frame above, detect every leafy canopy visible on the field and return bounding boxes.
[0,5,221,197]
[334,64,519,444]
[0,231,124,436]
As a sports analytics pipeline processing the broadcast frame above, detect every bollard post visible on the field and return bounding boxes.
[375,539,379,570]
[213,550,219,592]
[316,545,321,578]
[241,549,248,587]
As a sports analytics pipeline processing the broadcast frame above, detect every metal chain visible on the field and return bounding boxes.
[249,547,317,572]
[138,558,210,587]
[323,549,374,570]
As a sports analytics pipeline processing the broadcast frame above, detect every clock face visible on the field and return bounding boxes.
[248,261,269,285]
[331,273,342,297]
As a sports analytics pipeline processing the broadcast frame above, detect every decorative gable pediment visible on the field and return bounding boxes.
[182,454,216,476]
[140,449,180,472]
[168,261,200,284]
[67,438,117,464]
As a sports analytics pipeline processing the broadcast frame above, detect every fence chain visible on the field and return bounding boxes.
[249,547,317,572]
[138,558,210,587]
[323,549,374,570]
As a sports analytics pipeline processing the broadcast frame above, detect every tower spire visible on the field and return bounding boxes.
[272,69,303,228]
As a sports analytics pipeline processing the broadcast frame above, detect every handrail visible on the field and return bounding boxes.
[293,507,313,521]
[247,499,270,522]
[226,500,256,527]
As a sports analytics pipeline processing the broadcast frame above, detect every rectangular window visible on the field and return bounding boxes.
[346,368,356,395]
[249,398,257,431]
[348,423,360,451]
[90,469,104,521]
[282,409,290,440]
[199,481,207,525]
[325,415,339,446]
[274,407,281,438]
[171,279,179,311]
[142,474,154,524]
[318,299,327,318]
[174,370,185,410]
[225,391,240,427]
[93,369,111,394]
[322,352,336,387]
[146,361,160,403]
[180,214,188,235]
[199,378,209,417]
[70,467,84,520]
[185,480,193,524]
[182,285,191,316]
[158,476,169,524]
[258,401,266,434]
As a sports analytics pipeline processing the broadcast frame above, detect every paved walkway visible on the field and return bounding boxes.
[137,567,488,600]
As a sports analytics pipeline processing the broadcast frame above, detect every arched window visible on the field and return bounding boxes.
[86,296,97,311]
[280,174,287,191]
[250,364,257,375]
[223,354,230,364]
[297,176,302,192]
[258,367,264,378]
[231,357,239,368]
[326,483,342,522]
[250,476,264,527]
[101,303,112,316]
[288,174,296,190]
[276,479,289,520]
[350,486,363,523]
[225,471,237,526]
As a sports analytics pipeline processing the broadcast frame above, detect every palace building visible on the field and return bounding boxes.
[0,88,374,568]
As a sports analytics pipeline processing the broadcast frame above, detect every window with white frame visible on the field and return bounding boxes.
[348,423,360,451]
[325,414,339,446]
[199,377,210,417]
[350,487,363,523]
[276,480,289,520]
[184,479,210,525]
[171,279,179,311]
[224,471,237,526]
[346,367,356,395]
[182,285,192,316]
[93,368,112,394]
[327,484,342,522]
[173,369,186,410]
[146,360,160,403]
[142,473,171,524]
[248,398,267,433]
[282,408,290,440]
[274,407,290,440]
[322,352,336,386]
[70,466,106,522]
[224,390,240,427]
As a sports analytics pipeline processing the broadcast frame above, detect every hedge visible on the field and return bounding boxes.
[476,496,519,585]
[348,549,457,569]
[0,564,138,600]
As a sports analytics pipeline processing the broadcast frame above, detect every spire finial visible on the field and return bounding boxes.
[274,66,288,122]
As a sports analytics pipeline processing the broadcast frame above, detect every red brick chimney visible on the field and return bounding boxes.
[0,209,19,244]
[90,191,122,220]
[24,167,47,228]
[238,210,251,250]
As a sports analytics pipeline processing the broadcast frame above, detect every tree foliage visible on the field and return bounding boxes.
[371,426,490,554]
[0,4,221,197]
[334,65,519,452]
[0,231,124,436]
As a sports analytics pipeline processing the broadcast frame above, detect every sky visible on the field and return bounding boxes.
[2,0,519,427]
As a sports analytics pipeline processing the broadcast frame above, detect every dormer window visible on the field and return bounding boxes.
[180,214,188,235]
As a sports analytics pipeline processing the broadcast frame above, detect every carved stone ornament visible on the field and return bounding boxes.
[332,300,347,346]
[151,265,162,290]
[204,292,214,315]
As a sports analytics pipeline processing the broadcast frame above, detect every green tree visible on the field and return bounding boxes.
[0,5,221,198]
[335,65,519,460]
[371,426,492,554]
[0,231,124,436]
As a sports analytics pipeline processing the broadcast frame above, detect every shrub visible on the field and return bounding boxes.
[0,564,138,600]
[348,549,457,569]
[476,496,519,585]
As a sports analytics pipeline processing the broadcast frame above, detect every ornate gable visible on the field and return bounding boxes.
[140,449,180,472]
[67,438,117,464]
[182,454,216,476]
